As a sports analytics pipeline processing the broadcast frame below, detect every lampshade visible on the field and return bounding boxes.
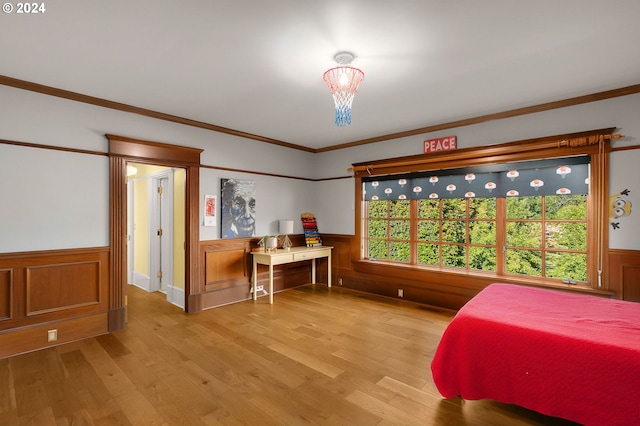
[323,52,364,127]
[266,236,278,249]
[279,220,294,235]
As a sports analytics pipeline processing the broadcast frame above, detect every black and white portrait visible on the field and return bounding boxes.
[220,178,256,238]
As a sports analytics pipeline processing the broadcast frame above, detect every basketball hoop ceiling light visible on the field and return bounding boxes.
[323,52,364,127]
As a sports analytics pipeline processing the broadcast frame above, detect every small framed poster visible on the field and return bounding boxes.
[204,195,216,227]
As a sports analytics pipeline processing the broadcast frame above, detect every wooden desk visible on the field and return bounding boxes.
[251,246,333,304]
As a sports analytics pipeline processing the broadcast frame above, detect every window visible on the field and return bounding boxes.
[506,194,587,281]
[365,195,587,279]
[355,128,614,289]
[418,197,497,270]
[367,200,411,262]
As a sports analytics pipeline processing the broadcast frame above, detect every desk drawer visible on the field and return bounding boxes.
[270,253,294,264]
[293,252,317,261]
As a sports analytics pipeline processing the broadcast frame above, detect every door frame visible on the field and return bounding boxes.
[108,134,203,331]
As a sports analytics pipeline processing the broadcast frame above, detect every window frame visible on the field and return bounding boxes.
[353,128,614,290]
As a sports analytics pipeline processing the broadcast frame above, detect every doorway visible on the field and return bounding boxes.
[108,134,202,331]
[127,162,186,309]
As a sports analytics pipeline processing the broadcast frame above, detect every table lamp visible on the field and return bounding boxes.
[279,220,294,251]
[266,236,278,252]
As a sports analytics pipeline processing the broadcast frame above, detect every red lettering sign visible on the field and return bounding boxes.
[424,136,457,153]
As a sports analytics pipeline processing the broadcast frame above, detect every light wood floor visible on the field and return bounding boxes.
[1,284,579,425]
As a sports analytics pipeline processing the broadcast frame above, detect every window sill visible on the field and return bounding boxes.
[353,259,615,298]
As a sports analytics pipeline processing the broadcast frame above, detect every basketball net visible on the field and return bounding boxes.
[323,65,365,126]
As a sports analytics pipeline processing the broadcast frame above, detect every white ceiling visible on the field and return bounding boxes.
[2,0,639,150]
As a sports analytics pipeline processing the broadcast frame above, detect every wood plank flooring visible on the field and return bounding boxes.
[1,284,579,425]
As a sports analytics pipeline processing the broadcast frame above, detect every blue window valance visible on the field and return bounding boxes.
[363,156,589,201]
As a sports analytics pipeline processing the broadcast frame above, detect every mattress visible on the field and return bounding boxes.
[431,283,640,426]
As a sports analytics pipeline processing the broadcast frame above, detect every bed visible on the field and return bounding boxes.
[430,283,640,426]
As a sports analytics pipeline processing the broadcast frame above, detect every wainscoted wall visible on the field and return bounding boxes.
[0,247,110,358]
[195,238,254,309]
[609,249,640,302]
[321,235,638,311]
[2,237,634,358]
[322,234,484,311]
[195,234,329,310]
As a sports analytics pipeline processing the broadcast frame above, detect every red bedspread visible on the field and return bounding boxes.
[431,283,640,426]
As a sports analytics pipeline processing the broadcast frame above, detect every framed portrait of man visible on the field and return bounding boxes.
[220,178,256,238]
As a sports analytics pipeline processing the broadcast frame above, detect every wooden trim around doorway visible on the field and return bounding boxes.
[107,134,203,331]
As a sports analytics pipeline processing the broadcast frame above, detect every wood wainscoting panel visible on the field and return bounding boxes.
[26,261,101,315]
[322,235,352,270]
[205,249,247,290]
[198,239,254,309]
[622,265,640,302]
[0,247,110,358]
[0,269,12,320]
[200,239,253,294]
[318,234,354,284]
[0,312,108,359]
[609,249,640,302]
[0,247,109,333]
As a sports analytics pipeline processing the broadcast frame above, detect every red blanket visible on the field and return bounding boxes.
[431,284,640,426]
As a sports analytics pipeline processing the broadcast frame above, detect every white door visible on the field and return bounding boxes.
[151,174,174,293]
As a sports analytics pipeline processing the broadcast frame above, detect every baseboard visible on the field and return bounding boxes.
[0,313,109,359]
[166,285,185,309]
[132,271,151,291]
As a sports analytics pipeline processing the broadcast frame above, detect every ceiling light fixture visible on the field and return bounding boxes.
[126,165,137,177]
[323,51,364,127]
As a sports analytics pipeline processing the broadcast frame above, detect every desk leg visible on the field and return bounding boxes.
[311,259,317,284]
[269,264,274,304]
[327,253,332,287]
[252,260,258,301]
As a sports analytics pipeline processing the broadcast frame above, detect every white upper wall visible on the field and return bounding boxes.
[313,94,640,179]
[0,85,315,252]
[0,84,316,176]
[1,85,639,252]
[0,143,109,252]
[313,93,640,249]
